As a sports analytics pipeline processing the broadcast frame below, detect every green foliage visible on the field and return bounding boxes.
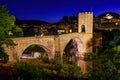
[16,62,43,80]
[4,38,16,46]
[15,57,82,80]
[102,30,120,49]
[11,26,23,37]
[0,46,8,63]
[0,5,15,37]
[0,5,23,38]
[0,5,23,63]
[51,62,81,78]
[0,27,6,41]
[89,47,120,80]
[41,56,49,63]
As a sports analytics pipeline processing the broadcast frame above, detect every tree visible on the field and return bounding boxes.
[0,5,23,63]
[85,30,120,80]
[102,29,120,49]
[0,5,23,38]
[88,46,120,80]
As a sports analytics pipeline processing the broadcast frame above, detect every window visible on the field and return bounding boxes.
[81,25,85,32]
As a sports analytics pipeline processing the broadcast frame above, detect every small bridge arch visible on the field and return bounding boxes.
[3,36,55,62]
[21,44,53,60]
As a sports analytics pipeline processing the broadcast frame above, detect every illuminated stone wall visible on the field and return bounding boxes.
[78,12,93,34]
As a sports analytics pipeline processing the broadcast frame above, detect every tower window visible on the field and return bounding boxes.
[81,25,85,32]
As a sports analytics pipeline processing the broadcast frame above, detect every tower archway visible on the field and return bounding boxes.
[81,25,85,32]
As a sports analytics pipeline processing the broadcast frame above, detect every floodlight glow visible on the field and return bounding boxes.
[104,13,113,19]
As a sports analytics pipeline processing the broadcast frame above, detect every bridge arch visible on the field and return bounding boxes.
[63,37,85,64]
[21,44,53,60]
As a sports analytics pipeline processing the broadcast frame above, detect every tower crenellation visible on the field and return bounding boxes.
[78,12,93,34]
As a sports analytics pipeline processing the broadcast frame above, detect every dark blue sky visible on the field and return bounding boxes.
[0,0,120,23]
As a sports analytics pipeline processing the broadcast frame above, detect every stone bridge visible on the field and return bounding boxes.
[3,12,93,73]
[4,32,92,62]
[3,32,92,73]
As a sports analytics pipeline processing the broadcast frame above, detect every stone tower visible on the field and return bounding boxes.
[78,12,93,34]
[77,12,93,54]
[77,12,93,73]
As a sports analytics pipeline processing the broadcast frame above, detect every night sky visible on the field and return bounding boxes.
[0,0,120,23]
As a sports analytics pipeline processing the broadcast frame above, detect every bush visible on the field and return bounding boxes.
[88,48,120,80]
[16,62,43,80]
[0,53,9,63]
[15,58,82,80]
